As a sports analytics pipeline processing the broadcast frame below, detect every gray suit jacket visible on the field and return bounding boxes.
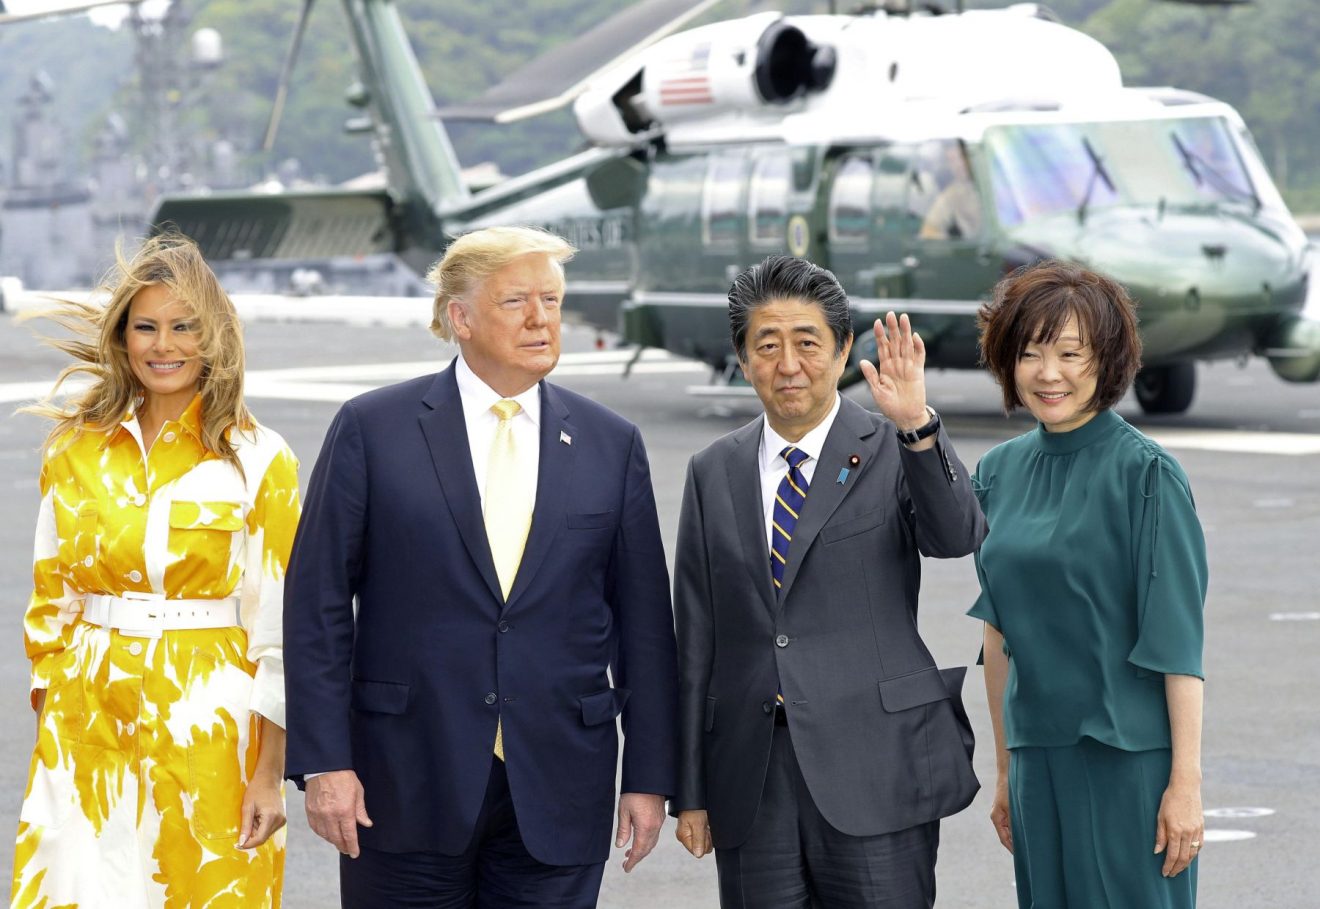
[673,396,986,848]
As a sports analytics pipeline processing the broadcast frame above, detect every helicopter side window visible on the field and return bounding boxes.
[912,140,981,241]
[749,152,792,248]
[702,155,747,251]
[828,154,872,246]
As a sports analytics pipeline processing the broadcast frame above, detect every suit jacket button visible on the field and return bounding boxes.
[775,634,790,648]
[484,693,498,705]
[497,621,509,633]
[762,701,774,715]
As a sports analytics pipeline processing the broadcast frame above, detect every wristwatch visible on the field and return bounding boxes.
[895,406,940,446]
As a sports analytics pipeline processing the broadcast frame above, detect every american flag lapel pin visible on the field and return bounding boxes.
[560,430,572,446]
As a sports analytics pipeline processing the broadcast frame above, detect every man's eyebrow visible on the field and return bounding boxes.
[753,323,824,340]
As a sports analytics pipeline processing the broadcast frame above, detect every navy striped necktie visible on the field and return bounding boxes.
[771,446,811,591]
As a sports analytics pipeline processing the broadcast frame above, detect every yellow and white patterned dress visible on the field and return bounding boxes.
[12,395,299,909]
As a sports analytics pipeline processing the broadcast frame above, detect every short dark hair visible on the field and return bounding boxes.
[978,260,1142,414]
[728,256,853,361]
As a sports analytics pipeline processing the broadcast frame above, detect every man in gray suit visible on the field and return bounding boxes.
[672,256,985,908]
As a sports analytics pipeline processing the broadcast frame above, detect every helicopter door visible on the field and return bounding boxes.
[903,139,999,303]
[700,149,751,287]
[821,151,873,294]
[821,148,913,302]
[747,145,820,263]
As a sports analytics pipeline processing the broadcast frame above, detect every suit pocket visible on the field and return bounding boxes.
[567,511,615,530]
[579,687,630,726]
[351,678,411,715]
[877,666,950,712]
[704,696,717,732]
[821,508,885,545]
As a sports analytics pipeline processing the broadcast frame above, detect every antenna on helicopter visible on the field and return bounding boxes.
[263,0,317,152]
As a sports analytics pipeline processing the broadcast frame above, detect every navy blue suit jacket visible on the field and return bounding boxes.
[284,363,679,865]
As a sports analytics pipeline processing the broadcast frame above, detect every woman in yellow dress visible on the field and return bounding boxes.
[12,234,300,908]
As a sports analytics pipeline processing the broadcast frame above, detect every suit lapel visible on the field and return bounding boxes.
[778,398,879,604]
[503,381,574,611]
[725,417,777,618]
[419,364,503,605]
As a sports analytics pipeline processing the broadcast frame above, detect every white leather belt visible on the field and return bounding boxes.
[80,592,241,639]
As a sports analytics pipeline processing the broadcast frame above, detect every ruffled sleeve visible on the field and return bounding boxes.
[968,551,1000,629]
[966,463,1000,630]
[1126,454,1207,679]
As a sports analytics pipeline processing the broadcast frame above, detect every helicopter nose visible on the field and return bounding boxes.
[1005,207,1310,363]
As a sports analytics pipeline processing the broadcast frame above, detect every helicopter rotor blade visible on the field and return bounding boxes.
[437,0,720,124]
[262,0,316,153]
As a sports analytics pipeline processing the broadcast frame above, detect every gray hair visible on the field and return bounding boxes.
[426,226,577,340]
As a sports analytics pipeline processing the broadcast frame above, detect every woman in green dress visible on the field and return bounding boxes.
[970,261,1207,908]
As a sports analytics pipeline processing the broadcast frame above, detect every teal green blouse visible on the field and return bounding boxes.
[968,409,1207,752]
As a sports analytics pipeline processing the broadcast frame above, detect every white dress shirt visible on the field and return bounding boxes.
[454,355,541,509]
[757,393,841,551]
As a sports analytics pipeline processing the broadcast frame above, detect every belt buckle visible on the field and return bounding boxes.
[119,591,166,639]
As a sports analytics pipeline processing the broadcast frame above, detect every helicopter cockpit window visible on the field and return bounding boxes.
[749,152,792,247]
[987,117,1261,228]
[828,155,872,246]
[1170,119,1254,203]
[911,141,982,241]
[702,155,747,251]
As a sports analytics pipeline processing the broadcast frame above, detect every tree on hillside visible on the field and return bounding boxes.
[1085,0,1320,204]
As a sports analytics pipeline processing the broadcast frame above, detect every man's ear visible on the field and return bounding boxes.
[738,352,751,384]
[838,333,854,363]
[448,298,471,341]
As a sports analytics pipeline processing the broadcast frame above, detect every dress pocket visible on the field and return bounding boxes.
[167,500,246,587]
[184,646,255,842]
[45,623,90,746]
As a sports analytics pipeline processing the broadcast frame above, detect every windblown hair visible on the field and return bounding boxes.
[978,260,1143,415]
[426,226,577,341]
[727,256,853,361]
[20,233,253,471]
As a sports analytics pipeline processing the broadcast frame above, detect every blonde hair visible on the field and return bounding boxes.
[426,226,576,341]
[20,233,254,472]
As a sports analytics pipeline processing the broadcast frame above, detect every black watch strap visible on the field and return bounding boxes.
[895,406,940,446]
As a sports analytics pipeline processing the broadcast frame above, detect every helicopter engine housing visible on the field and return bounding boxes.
[574,13,835,146]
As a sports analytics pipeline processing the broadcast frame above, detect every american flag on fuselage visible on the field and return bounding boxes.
[658,41,713,106]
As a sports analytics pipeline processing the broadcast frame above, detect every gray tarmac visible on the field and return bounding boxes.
[0,310,1317,907]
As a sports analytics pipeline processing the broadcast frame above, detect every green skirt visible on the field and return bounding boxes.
[1009,737,1197,909]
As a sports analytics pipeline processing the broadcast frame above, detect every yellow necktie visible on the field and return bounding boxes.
[485,399,534,760]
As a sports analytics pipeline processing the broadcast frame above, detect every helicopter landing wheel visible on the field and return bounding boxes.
[1134,363,1196,415]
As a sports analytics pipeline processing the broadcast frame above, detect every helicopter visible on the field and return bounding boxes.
[147,0,1320,415]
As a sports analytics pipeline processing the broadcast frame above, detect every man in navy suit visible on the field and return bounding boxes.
[284,226,679,907]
